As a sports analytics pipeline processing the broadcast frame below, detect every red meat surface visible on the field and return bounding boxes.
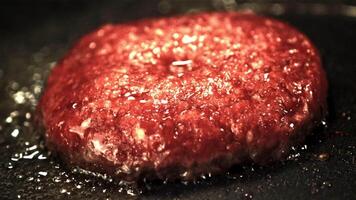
[38,12,327,181]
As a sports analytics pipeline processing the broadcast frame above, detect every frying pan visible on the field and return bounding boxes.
[0,1,355,199]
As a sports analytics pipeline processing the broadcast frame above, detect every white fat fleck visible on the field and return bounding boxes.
[157,144,165,152]
[91,139,106,154]
[81,118,91,129]
[69,127,82,138]
[153,47,161,54]
[70,118,91,138]
[104,100,111,108]
[57,121,64,127]
[153,99,161,104]
[263,73,269,80]
[182,35,197,44]
[139,100,147,103]
[160,99,168,104]
[121,164,131,174]
[135,127,146,140]
[127,96,136,101]
[172,60,192,66]
[251,60,263,69]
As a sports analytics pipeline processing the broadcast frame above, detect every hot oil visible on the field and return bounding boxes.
[0,36,335,200]
[0,47,140,199]
[2,2,355,199]
[0,45,298,199]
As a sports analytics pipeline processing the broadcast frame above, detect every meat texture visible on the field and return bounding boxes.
[39,12,327,181]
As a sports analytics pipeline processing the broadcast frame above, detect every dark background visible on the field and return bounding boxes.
[0,1,355,200]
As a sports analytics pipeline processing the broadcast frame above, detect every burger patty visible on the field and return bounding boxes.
[38,12,327,181]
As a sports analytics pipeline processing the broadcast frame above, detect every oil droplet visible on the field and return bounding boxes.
[5,162,14,169]
[37,154,47,160]
[317,153,330,161]
[27,177,34,182]
[13,91,26,104]
[126,189,137,196]
[75,184,82,189]
[243,192,253,199]
[10,129,20,137]
[53,177,61,183]
[38,171,48,176]
[23,150,40,159]
[60,188,67,194]
[5,116,13,123]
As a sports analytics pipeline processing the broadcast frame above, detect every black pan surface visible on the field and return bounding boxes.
[0,1,355,199]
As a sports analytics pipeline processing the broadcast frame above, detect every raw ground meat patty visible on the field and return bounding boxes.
[38,12,327,181]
